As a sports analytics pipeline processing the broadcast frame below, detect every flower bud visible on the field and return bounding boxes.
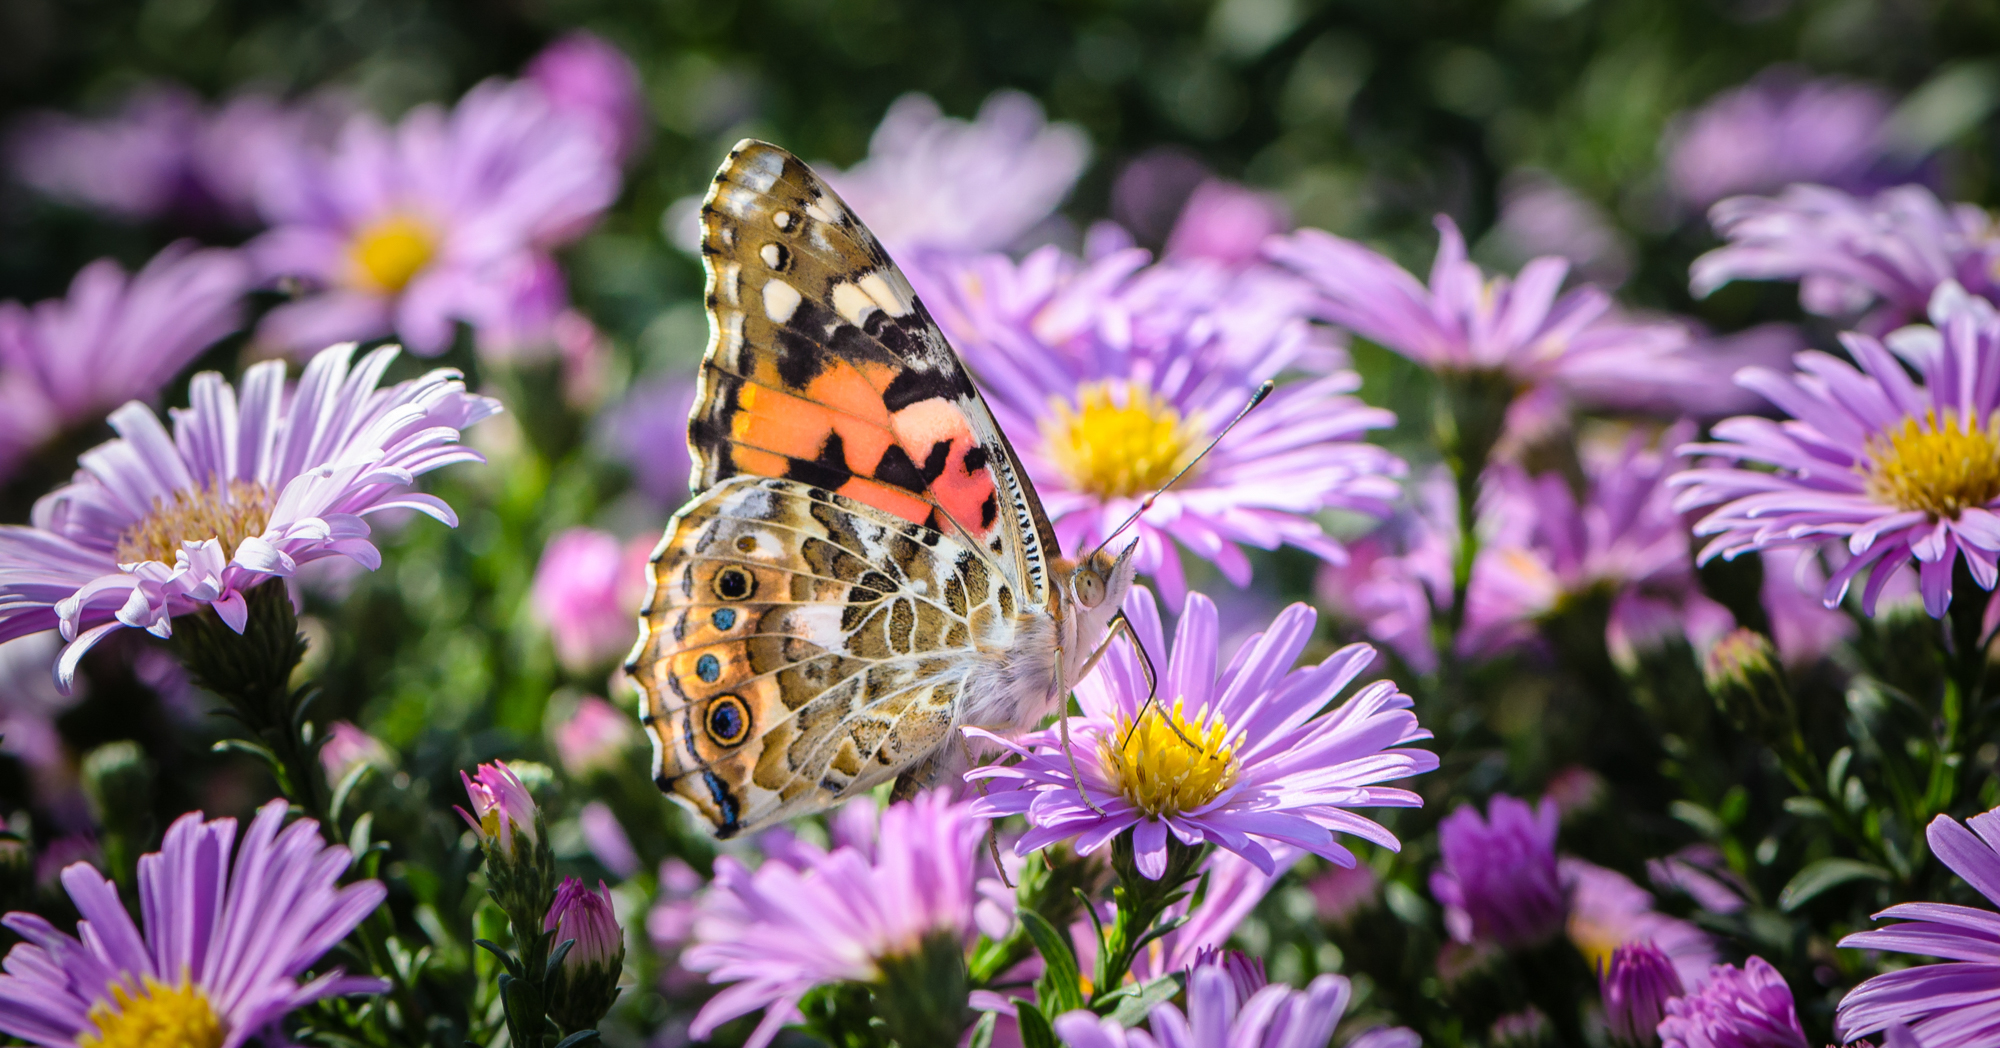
[1489,1007,1551,1048]
[1189,946,1268,1005]
[81,740,153,830]
[545,877,625,1032]
[459,761,554,929]
[1704,628,1793,745]
[1430,794,1565,950]
[1601,941,1684,1047]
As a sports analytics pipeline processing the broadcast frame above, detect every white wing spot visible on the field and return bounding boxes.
[760,243,783,268]
[858,272,913,318]
[737,150,784,192]
[804,198,840,224]
[719,262,742,307]
[831,282,876,326]
[763,279,803,323]
[773,211,793,230]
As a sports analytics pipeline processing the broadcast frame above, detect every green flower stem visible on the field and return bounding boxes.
[1091,834,1205,1007]
[1433,368,1517,642]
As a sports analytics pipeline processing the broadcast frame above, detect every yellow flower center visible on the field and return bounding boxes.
[347,214,438,293]
[1100,699,1238,817]
[78,976,225,1048]
[1042,381,1207,500]
[114,479,273,566]
[1860,409,2000,520]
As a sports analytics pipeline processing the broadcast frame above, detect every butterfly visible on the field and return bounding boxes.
[629,140,1140,838]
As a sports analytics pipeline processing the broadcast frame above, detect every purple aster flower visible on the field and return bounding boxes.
[967,587,1437,879]
[525,31,649,166]
[1565,858,1716,990]
[1317,469,1456,672]
[1601,941,1685,1048]
[1671,293,2000,618]
[545,876,625,1030]
[821,90,1089,261]
[251,76,618,356]
[1348,1028,1424,1048]
[0,242,251,478]
[929,246,1402,596]
[1268,216,1697,407]
[0,342,499,688]
[1164,179,1291,268]
[1665,67,1906,211]
[1658,957,1809,1048]
[459,760,541,853]
[595,372,697,507]
[530,527,651,672]
[1491,169,1633,288]
[1053,967,1354,1048]
[1758,547,1855,664]
[1835,805,2000,1046]
[1430,794,1566,950]
[1691,184,1998,333]
[684,792,986,1048]
[1111,147,1212,248]
[1646,845,1750,916]
[0,798,387,1046]
[646,858,707,994]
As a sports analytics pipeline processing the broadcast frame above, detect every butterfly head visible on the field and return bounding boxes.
[1068,541,1138,618]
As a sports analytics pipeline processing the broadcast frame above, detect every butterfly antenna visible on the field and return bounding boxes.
[1087,380,1276,562]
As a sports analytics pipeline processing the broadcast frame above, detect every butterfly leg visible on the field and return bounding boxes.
[1079,612,1204,754]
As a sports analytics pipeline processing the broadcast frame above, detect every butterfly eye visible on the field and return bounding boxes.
[706,694,751,746]
[1074,569,1106,608]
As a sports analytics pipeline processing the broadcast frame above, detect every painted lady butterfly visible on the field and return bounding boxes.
[629,141,1138,837]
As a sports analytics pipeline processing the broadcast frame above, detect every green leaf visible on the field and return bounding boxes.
[552,1031,601,1048]
[1020,909,1086,1016]
[1099,973,1183,1024]
[966,1011,997,1048]
[1016,1001,1059,1048]
[1779,858,1892,911]
[329,760,376,826]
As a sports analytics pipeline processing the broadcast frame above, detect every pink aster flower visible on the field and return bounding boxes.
[1601,940,1684,1048]
[1164,179,1291,268]
[318,720,391,783]
[0,341,500,688]
[1054,967,1354,1048]
[1659,957,1809,1048]
[1564,858,1716,990]
[0,798,387,1047]
[1835,805,2000,1046]
[525,31,649,166]
[530,528,653,672]
[1268,215,1697,405]
[1665,67,1906,210]
[251,75,618,356]
[684,791,986,1048]
[551,694,641,778]
[967,588,1437,879]
[928,246,1402,596]
[1490,169,1633,289]
[459,760,541,853]
[1691,184,1999,333]
[1671,293,2000,618]
[821,90,1089,261]
[0,242,251,478]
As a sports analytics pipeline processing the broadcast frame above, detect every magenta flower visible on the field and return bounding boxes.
[458,760,541,852]
[530,528,652,672]
[685,792,985,1048]
[318,720,392,783]
[525,31,649,165]
[550,694,640,778]
[1268,216,1696,402]
[251,76,618,356]
[1659,957,1809,1048]
[577,801,640,880]
[0,242,251,477]
[1672,295,2000,618]
[1691,184,1998,333]
[0,342,499,688]
[546,876,624,969]
[1431,794,1565,950]
[1835,806,2000,1046]
[1665,67,1904,210]
[1164,179,1291,268]
[929,246,1402,595]
[968,588,1436,879]
[1601,941,1684,1048]
[822,90,1089,260]
[0,798,386,1047]
[1054,967,1354,1048]
[1565,858,1716,990]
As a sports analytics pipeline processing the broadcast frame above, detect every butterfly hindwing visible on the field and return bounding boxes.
[691,139,1058,599]
[633,477,1016,836]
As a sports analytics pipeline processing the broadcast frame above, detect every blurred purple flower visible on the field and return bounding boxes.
[1490,169,1633,288]
[1691,185,1998,333]
[1565,858,1716,990]
[526,31,649,165]
[1835,805,2000,1046]
[1431,794,1565,950]
[685,792,985,1048]
[0,633,79,808]
[647,857,706,993]
[1672,293,2000,618]
[1646,845,1749,916]
[1054,967,1353,1048]
[1308,859,1380,927]
[1601,941,1684,1048]
[1555,321,1807,420]
[1658,957,1809,1048]
[1270,216,1697,407]
[1757,547,1855,664]
[821,90,1089,261]
[531,528,652,672]
[596,373,697,507]
[8,84,343,227]
[251,77,618,356]
[1112,147,1212,248]
[930,246,1401,596]
[969,588,1436,879]
[1665,68,1904,210]
[0,343,499,689]
[1165,180,1291,268]
[318,720,392,783]
[0,799,386,1046]
[578,801,640,880]
[551,694,641,778]
[1317,470,1455,673]
[0,242,250,478]
[1348,1028,1423,1048]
